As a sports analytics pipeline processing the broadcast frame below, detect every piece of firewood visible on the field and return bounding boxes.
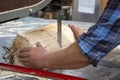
[8,23,75,66]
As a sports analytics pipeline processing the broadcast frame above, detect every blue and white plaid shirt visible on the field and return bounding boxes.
[78,0,120,66]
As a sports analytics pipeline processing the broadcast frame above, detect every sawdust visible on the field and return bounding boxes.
[0,69,51,80]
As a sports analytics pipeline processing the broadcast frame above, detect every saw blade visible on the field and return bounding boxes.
[57,10,62,47]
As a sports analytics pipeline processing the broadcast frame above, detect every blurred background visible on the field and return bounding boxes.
[0,0,108,22]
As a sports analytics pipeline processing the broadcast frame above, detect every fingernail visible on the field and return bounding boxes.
[68,24,72,27]
[36,42,42,47]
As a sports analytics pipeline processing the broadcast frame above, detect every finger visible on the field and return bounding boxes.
[20,47,31,53]
[36,42,42,47]
[22,62,30,67]
[68,24,78,32]
[36,42,45,50]
[19,58,29,62]
[68,24,84,38]
[20,62,33,68]
[68,24,79,38]
[18,52,29,58]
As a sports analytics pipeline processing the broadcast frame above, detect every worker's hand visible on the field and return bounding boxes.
[68,24,84,39]
[18,42,48,69]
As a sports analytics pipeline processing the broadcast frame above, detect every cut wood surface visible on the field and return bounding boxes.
[8,23,75,66]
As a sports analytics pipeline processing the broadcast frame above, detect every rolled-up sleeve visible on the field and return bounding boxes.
[78,0,120,66]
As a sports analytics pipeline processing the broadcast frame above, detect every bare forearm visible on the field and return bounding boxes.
[45,41,90,69]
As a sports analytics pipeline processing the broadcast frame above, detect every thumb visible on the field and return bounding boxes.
[68,24,78,33]
[36,42,42,47]
[68,24,84,39]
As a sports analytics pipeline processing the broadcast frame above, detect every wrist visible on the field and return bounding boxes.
[44,53,51,69]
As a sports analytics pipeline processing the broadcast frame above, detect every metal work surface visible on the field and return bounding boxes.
[0,17,120,80]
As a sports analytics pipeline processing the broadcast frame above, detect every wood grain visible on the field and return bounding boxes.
[8,23,75,66]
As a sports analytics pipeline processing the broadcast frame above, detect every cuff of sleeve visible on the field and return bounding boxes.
[77,36,105,67]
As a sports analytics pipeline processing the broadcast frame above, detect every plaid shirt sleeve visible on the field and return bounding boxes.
[78,0,120,66]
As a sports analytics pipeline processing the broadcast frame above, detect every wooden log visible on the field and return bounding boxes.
[8,23,75,66]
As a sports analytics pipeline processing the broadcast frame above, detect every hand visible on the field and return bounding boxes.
[68,24,84,39]
[18,42,48,69]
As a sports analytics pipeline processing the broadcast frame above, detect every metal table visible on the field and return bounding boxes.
[0,17,120,80]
